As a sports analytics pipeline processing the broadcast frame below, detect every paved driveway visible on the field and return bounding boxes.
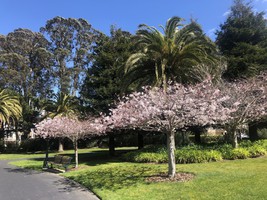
[0,160,99,200]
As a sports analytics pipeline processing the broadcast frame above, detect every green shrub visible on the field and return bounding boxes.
[258,129,267,139]
[123,141,267,164]
[180,144,203,150]
[123,151,167,163]
[19,138,47,152]
[135,152,167,163]
[239,140,253,148]
[205,150,223,162]
[123,147,222,164]
[175,149,222,164]
[216,144,234,159]
[228,148,250,160]
[254,140,267,150]
[248,145,266,157]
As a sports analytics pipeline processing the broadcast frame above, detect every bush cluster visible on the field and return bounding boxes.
[122,140,267,164]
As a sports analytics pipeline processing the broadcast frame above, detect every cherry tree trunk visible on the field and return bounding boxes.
[226,125,239,148]
[232,131,238,148]
[167,130,176,178]
[74,139,78,168]
[58,138,64,152]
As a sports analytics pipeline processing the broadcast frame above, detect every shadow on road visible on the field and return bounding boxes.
[3,167,43,175]
[54,177,89,193]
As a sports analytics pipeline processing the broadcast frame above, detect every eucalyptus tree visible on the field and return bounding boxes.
[40,16,98,96]
[125,16,221,91]
[0,29,53,137]
[0,28,53,104]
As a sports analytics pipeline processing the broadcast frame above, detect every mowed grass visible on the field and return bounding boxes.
[0,152,45,160]
[8,148,267,200]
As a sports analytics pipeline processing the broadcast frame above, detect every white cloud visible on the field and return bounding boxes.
[223,10,231,17]
[207,28,216,39]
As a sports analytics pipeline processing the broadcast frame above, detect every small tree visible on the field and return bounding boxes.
[106,79,233,178]
[221,72,267,147]
[35,116,105,168]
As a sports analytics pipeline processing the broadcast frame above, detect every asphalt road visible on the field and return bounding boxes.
[0,160,99,200]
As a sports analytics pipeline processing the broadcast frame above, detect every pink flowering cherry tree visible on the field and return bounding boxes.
[221,72,267,148]
[35,116,106,168]
[106,79,234,178]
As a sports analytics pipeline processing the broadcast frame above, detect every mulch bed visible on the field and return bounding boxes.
[146,172,195,183]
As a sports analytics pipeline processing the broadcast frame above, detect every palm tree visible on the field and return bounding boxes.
[47,93,79,118]
[0,89,22,125]
[125,16,221,91]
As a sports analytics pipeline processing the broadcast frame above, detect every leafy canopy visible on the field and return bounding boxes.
[125,16,221,91]
[216,0,267,79]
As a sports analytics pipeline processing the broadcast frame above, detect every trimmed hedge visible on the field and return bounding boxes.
[122,140,267,164]
[175,149,222,164]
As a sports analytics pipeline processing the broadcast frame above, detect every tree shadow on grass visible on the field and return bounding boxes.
[66,165,161,191]
[62,149,131,166]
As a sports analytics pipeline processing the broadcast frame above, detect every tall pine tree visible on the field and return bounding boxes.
[216,0,267,80]
[81,26,135,114]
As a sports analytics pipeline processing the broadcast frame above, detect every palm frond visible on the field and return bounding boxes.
[0,89,22,125]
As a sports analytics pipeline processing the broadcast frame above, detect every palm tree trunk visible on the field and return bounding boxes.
[155,63,160,86]
[43,139,49,168]
[161,60,167,92]
[167,130,176,178]
[15,123,20,146]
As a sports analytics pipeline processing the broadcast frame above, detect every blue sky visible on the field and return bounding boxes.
[1,0,267,40]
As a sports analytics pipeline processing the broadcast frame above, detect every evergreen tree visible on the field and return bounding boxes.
[125,17,221,91]
[0,29,53,137]
[0,29,53,102]
[216,0,267,79]
[40,17,97,96]
[81,26,135,114]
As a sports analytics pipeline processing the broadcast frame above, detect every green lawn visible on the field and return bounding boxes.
[0,152,45,160]
[7,148,267,200]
